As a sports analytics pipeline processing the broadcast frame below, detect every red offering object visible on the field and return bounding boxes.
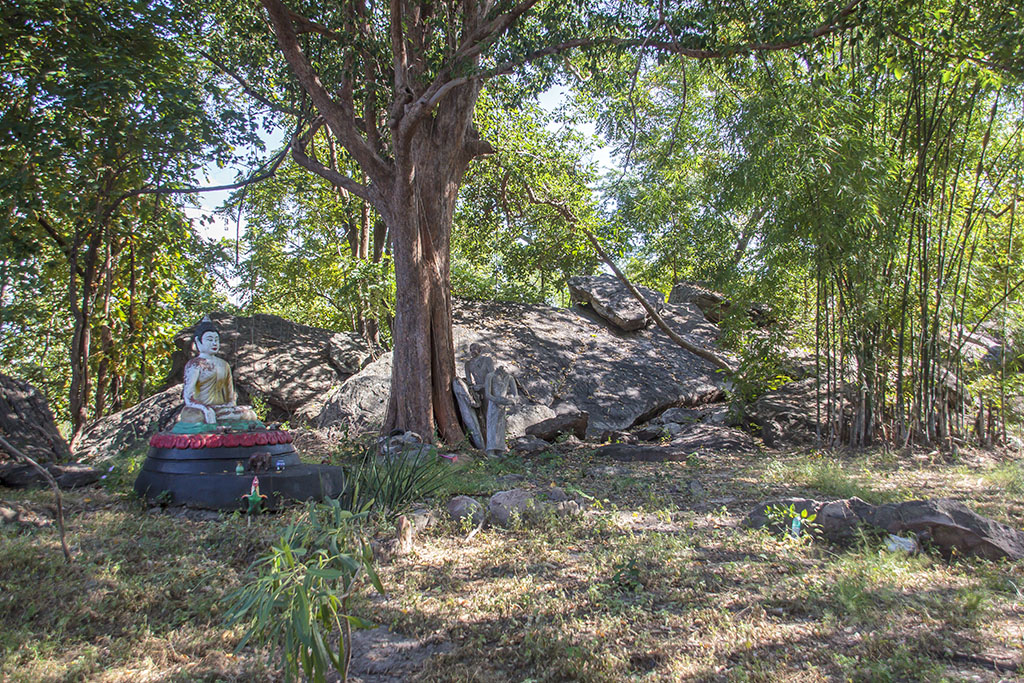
[223,433,239,448]
[207,434,223,448]
[241,433,257,447]
[256,432,269,446]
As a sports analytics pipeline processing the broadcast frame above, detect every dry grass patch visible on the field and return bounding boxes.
[1,443,1022,681]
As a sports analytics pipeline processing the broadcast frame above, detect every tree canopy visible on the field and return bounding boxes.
[1,0,1022,449]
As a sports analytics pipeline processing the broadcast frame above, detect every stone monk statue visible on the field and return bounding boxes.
[176,316,260,429]
[484,366,518,457]
[464,343,495,400]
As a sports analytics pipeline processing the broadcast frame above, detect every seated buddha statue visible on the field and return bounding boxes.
[175,316,261,430]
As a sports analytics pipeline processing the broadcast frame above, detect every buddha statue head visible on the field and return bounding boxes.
[193,316,221,356]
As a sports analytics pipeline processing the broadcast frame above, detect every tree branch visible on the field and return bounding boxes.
[121,143,290,200]
[0,435,71,563]
[522,187,736,372]
[291,131,379,205]
[479,0,864,84]
[34,213,85,278]
[199,49,302,117]
[261,0,392,184]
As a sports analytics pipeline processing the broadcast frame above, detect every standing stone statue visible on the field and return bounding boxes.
[452,377,485,449]
[464,343,495,401]
[484,366,518,457]
[463,343,495,449]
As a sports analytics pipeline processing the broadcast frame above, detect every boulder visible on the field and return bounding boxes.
[318,296,726,440]
[505,402,556,440]
[447,495,485,527]
[669,281,774,327]
[317,353,392,433]
[525,411,588,442]
[165,311,371,423]
[656,406,702,425]
[568,274,663,332]
[487,487,582,527]
[74,384,183,459]
[0,373,70,464]
[488,488,536,527]
[672,424,755,454]
[409,508,439,532]
[595,425,755,461]
[668,281,730,324]
[744,496,1024,560]
[594,442,686,462]
[511,434,551,455]
[746,378,820,446]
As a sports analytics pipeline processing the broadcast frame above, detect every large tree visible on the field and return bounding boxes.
[231,0,865,442]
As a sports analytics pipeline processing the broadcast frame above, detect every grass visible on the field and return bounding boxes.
[984,459,1024,496]
[1,439,1022,681]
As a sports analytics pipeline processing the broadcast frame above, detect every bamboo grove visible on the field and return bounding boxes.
[599,5,1023,448]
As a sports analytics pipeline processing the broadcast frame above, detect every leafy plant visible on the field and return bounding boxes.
[611,556,644,592]
[765,503,818,542]
[226,501,383,682]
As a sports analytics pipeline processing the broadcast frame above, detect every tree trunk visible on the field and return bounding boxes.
[382,124,470,442]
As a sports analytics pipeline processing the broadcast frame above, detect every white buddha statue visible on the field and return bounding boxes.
[176,316,259,427]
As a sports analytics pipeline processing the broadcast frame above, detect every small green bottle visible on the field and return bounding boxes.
[235,461,245,475]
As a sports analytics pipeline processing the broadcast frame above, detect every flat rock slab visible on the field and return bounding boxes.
[349,626,452,683]
[595,443,693,462]
[670,424,755,453]
[0,462,101,489]
[525,411,588,441]
[319,297,725,440]
[744,496,1024,560]
[595,425,755,461]
[568,273,663,331]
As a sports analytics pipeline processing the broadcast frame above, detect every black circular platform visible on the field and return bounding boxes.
[134,430,345,510]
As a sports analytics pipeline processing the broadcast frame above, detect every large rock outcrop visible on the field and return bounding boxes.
[74,384,183,459]
[745,377,820,446]
[74,313,372,459]
[318,288,727,440]
[669,280,773,327]
[0,373,70,464]
[165,312,372,422]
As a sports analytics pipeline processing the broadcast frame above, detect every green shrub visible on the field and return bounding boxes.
[226,500,383,682]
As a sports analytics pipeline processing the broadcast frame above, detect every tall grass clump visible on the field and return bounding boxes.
[338,442,452,516]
